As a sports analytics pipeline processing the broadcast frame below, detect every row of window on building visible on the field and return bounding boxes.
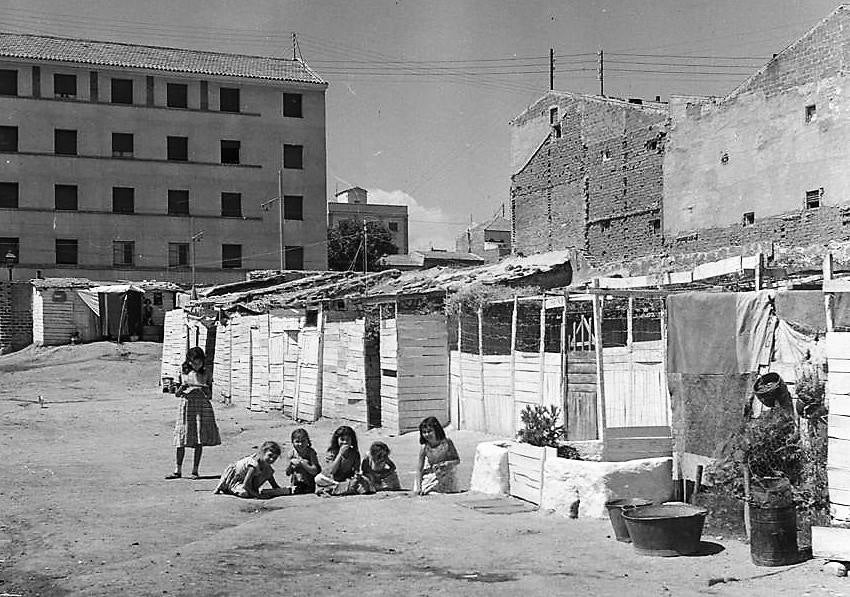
[0,126,305,168]
[0,68,304,117]
[0,238,305,270]
[0,182,304,219]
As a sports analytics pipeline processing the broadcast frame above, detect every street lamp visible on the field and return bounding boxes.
[261,168,285,271]
[190,230,205,288]
[4,250,16,281]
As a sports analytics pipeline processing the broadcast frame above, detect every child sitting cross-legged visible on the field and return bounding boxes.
[314,426,373,496]
[284,428,321,494]
[361,441,401,491]
[213,441,291,499]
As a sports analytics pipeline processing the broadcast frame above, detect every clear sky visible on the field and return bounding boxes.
[0,0,838,249]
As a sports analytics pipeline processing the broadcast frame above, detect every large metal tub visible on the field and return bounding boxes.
[622,503,707,556]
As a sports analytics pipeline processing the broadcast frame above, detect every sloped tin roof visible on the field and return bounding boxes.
[0,32,326,85]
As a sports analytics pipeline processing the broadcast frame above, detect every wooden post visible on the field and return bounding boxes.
[824,252,835,332]
[626,296,634,350]
[592,279,607,444]
[457,310,464,430]
[510,296,518,435]
[743,463,752,539]
[754,252,763,291]
[560,292,568,431]
[477,305,486,431]
[539,298,546,407]
[315,302,326,422]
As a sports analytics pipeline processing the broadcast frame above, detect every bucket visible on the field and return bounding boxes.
[749,504,800,566]
[605,498,653,542]
[753,373,790,409]
[622,503,707,556]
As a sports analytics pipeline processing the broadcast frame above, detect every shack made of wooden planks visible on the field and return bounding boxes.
[825,332,850,524]
[381,312,449,435]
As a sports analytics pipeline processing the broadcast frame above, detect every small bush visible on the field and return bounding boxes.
[517,404,563,447]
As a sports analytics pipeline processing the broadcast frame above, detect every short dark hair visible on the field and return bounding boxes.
[260,440,282,456]
[181,347,206,374]
[369,441,390,459]
[418,416,446,444]
[291,427,311,446]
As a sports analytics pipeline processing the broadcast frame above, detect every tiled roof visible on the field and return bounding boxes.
[0,32,326,85]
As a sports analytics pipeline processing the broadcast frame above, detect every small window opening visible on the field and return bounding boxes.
[601,149,611,162]
[649,218,661,232]
[742,212,755,226]
[805,104,817,123]
[805,188,822,209]
[720,152,729,165]
[552,123,562,138]
[549,106,558,124]
[305,310,319,327]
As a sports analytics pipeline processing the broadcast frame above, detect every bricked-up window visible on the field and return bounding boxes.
[167,136,188,161]
[283,144,303,169]
[54,73,76,98]
[601,149,611,162]
[167,190,190,216]
[167,83,188,108]
[55,239,78,265]
[111,78,133,104]
[0,183,18,208]
[649,218,661,233]
[285,245,304,270]
[55,185,78,211]
[0,126,18,152]
[112,241,135,266]
[54,129,77,155]
[0,70,17,95]
[388,222,398,232]
[221,244,242,269]
[219,87,240,112]
[805,104,817,124]
[283,93,302,117]
[221,192,242,217]
[112,133,134,157]
[0,238,19,262]
[806,189,822,209]
[283,195,303,220]
[549,106,558,124]
[112,187,135,214]
[221,140,240,164]
[742,212,755,227]
[168,242,190,267]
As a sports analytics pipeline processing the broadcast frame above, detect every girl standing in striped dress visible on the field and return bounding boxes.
[165,347,221,480]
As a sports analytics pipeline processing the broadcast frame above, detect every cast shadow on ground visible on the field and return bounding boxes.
[685,541,725,557]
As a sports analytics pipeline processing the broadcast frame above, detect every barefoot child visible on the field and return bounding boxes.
[166,347,220,480]
[284,428,321,494]
[213,441,290,498]
[314,426,372,496]
[415,416,460,495]
[361,441,401,491]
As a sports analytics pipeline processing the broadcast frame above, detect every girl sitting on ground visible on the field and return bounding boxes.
[361,441,401,491]
[284,428,321,494]
[314,426,372,496]
[415,416,461,495]
[213,441,290,499]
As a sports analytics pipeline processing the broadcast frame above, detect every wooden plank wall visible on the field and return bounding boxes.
[32,290,44,345]
[282,329,300,418]
[395,313,449,434]
[603,341,669,428]
[212,322,231,401]
[337,317,368,424]
[508,442,546,505]
[482,354,514,437]
[295,328,321,422]
[380,315,399,432]
[249,315,270,412]
[39,290,79,346]
[161,309,187,383]
[321,317,341,420]
[229,315,252,410]
[825,332,850,524]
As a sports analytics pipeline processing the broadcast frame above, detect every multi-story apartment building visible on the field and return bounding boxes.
[0,32,328,284]
[327,187,409,254]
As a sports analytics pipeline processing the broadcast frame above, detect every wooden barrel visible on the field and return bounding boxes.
[749,504,799,566]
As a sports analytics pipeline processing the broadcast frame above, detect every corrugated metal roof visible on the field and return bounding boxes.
[0,32,327,85]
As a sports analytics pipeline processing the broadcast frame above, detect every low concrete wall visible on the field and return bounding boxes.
[470,440,673,519]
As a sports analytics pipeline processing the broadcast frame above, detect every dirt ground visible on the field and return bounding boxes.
[1,342,848,596]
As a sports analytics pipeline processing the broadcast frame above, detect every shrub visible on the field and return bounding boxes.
[517,404,563,447]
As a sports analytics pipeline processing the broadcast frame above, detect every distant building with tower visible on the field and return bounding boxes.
[327,187,409,254]
[0,32,329,284]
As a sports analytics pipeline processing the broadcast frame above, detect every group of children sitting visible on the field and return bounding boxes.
[213,416,460,499]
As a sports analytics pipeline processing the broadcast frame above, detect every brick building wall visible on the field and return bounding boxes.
[510,92,667,263]
[663,6,850,254]
[0,281,33,354]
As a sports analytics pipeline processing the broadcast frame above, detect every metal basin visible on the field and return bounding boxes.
[605,498,653,542]
[622,503,708,556]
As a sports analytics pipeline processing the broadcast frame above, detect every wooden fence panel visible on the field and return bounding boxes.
[825,332,850,523]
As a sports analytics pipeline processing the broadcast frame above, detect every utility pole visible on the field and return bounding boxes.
[363,219,368,274]
[190,230,204,288]
[292,33,297,60]
[549,48,554,91]
[598,49,604,96]
[278,168,285,271]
